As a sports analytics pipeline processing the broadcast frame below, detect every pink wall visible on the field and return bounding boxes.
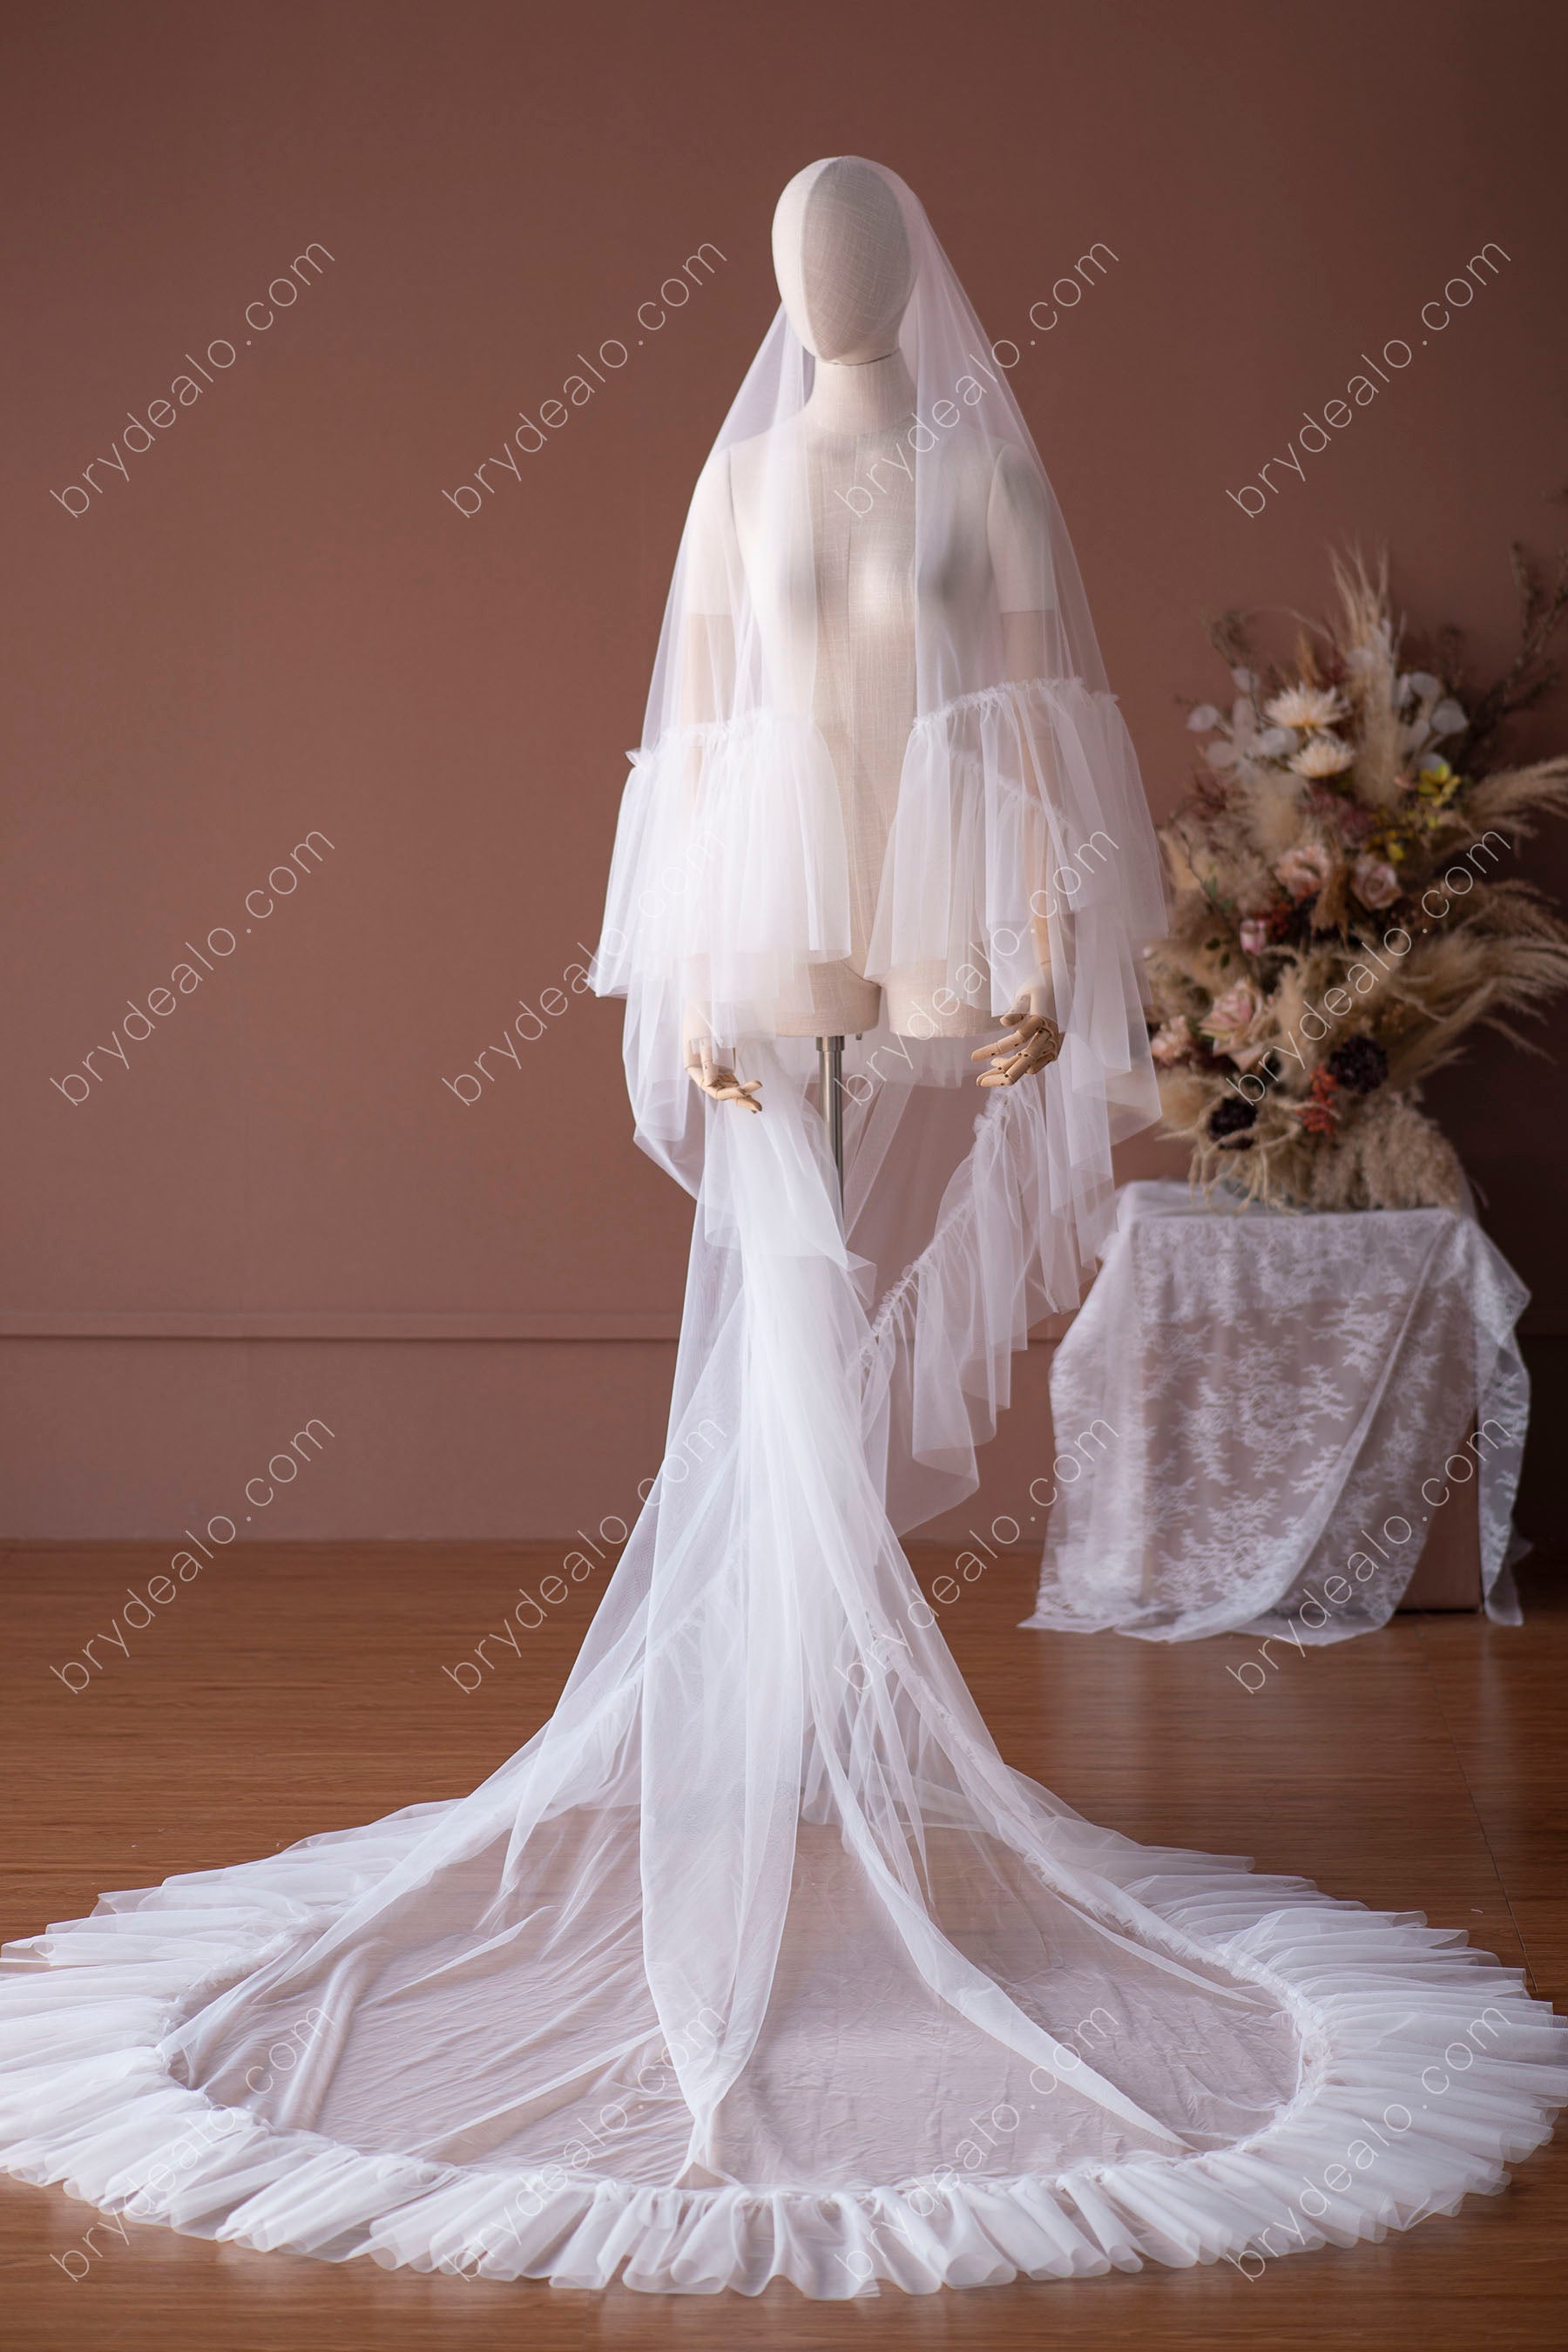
[4,0,1565,1540]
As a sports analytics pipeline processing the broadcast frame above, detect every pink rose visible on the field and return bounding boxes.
[1149,1018,1192,1066]
[1352,855,1401,909]
[1275,842,1333,902]
[1202,981,1263,1063]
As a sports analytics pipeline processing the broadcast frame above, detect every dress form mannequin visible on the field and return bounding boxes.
[687,157,1062,1113]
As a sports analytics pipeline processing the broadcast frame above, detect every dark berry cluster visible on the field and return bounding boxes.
[1326,1036,1389,1095]
[1207,1095,1258,1145]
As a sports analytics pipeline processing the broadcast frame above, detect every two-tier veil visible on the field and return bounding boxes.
[0,159,1561,2299]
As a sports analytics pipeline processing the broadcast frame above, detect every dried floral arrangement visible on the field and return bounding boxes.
[1148,546,1568,1209]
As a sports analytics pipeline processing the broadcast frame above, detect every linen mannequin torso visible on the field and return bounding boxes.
[740,355,917,1036]
[683,157,1058,1058]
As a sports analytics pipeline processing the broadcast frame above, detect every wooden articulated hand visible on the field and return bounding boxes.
[688,1042,761,1112]
[971,1004,1064,1088]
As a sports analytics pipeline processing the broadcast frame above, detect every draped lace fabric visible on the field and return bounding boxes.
[1025,1182,1531,1644]
[0,159,1561,2300]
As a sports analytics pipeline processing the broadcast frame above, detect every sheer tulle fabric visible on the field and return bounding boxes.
[0,159,1561,2298]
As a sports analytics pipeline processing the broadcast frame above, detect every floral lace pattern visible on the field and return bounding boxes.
[1025,1182,1528,1643]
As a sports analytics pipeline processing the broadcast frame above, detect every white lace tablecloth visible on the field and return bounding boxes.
[1023,1180,1530,1644]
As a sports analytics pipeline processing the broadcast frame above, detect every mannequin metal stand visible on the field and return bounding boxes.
[816,1033,845,1205]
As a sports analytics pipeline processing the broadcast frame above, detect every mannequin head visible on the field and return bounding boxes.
[772,157,914,365]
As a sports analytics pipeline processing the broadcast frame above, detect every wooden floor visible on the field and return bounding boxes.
[1,1538,1564,2350]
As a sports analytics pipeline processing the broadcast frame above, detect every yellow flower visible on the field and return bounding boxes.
[1416,757,1460,803]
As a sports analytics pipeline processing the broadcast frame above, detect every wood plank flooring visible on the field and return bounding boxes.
[0,1539,1563,2349]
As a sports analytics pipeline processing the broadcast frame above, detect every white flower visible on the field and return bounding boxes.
[1257,727,1294,756]
[1186,703,1220,732]
[1288,733,1355,780]
[1264,684,1346,731]
[1204,738,1239,768]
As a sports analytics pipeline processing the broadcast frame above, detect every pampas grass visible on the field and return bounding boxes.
[1153,546,1568,1210]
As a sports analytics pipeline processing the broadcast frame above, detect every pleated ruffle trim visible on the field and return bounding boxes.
[1,1813,1562,2297]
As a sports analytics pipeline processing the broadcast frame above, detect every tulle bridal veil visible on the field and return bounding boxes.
[0,156,1562,2300]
